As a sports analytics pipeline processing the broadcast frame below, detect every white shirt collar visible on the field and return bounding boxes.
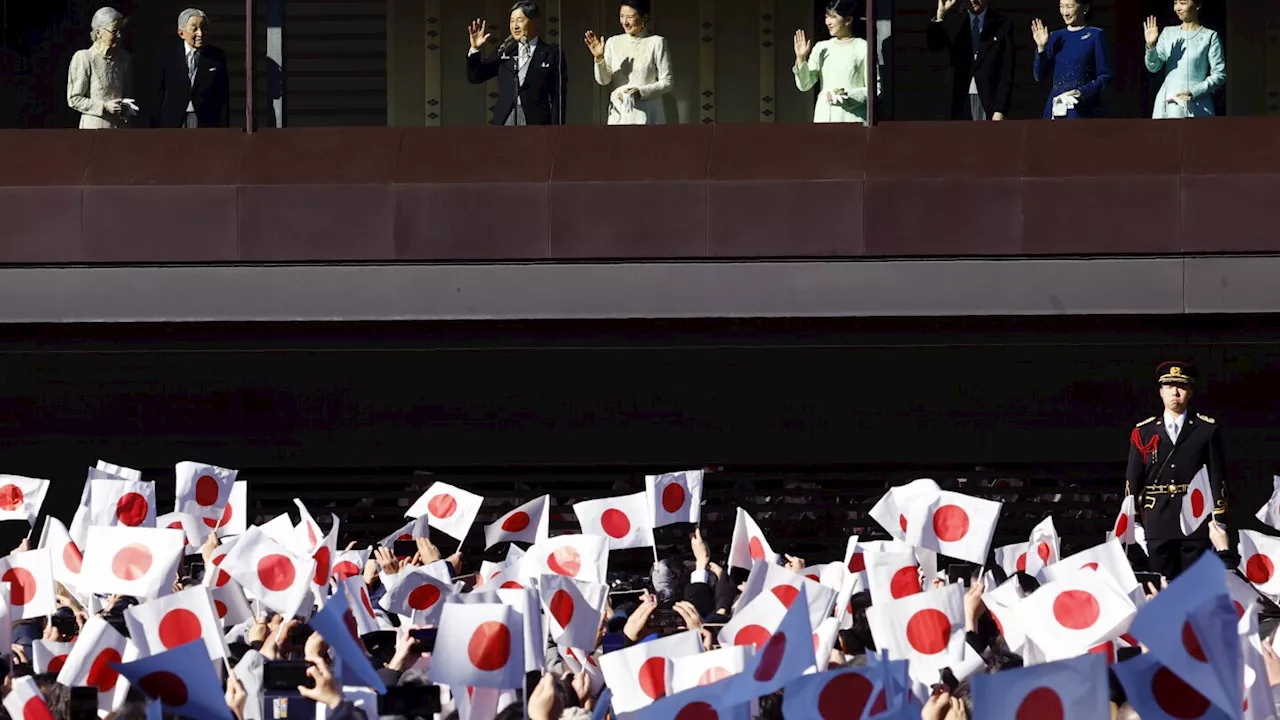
[519,37,539,51]
[185,42,198,58]
[1163,410,1186,431]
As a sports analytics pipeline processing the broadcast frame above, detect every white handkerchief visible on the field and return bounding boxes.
[1052,92,1079,118]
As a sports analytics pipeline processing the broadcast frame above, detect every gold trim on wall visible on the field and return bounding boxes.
[425,0,443,126]
[699,0,715,124]
[758,0,775,123]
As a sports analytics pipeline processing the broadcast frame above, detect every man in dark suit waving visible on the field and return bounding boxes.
[1125,361,1227,579]
[152,8,230,128]
[466,1,567,126]
[926,0,1015,121]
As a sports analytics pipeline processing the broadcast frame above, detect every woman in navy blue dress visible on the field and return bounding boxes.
[1031,1,1112,118]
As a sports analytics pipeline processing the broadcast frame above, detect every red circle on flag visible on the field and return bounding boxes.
[0,484,24,511]
[1037,542,1051,562]
[748,537,766,561]
[847,552,865,574]
[1052,590,1100,630]
[257,554,296,592]
[1182,621,1207,662]
[817,672,875,720]
[548,546,582,577]
[212,554,230,588]
[215,600,228,619]
[502,512,531,533]
[116,492,149,527]
[22,697,54,720]
[1247,554,1274,584]
[753,632,788,682]
[194,475,220,507]
[427,494,457,519]
[158,608,203,649]
[500,581,524,589]
[1016,552,1028,573]
[905,609,951,655]
[638,656,667,700]
[332,560,362,581]
[600,509,632,539]
[990,610,1005,636]
[467,621,512,672]
[112,544,153,581]
[771,585,800,609]
[139,671,189,707]
[86,648,122,692]
[312,546,331,585]
[1015,687,1064,720]
[698,667,730,686]
[48,655,67,674]
[409,583,442,611]
[662,484,686,514]
[898,515,907,532]
[218,502,234,528]
[1080,562,1100,572]
[1190,489,1205,518]
[1152,666,1211,718]
[734,624,772,651]
[890,566,921,599]
[1115,513,1129,537]
[1234,600,1246,619]
[360,587,376,617]
[550,589,575,628]
[932,504,970,542]
[2,567,35,605]
[674,702,718,720]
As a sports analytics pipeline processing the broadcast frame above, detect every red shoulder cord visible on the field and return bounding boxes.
[1130,427,1159,465]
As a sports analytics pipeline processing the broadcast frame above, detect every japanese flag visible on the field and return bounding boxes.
[628,680,748,720]
[1114,651,1232,720]
[1180,465,1214,535]
[537,574,607,651]
[864,550,921,606]
[306,512,340,591]
[718,587,789,650]
[431,602,526,691]
[109,639,229,720]
[738,560,837,632]
[484,495,550,549]
[0,548,55,620]
[559,645,605,700]
[598,628,703,713]
[124,586,228,661]
[970,653,1109,719]
[1025,516,1061,578]
[38,516,83,589]
[79,526,184,599]
[718,585,816,703]
[173,462,237,526]
[4,676,54,720]
[210,582,253,628]
[781,667,888,720]
[574,492,655,551]
[670,645,750,693]
[475,565,528,592]
[156,512,210,555]
[728,507,778,571]
[405,482,484,542]
[307,584,388,693]
[982,576,1028,654]
[56,616,130,712]
[379,516,428,552]
[214,480,246,537]
[201,536,238,590]
[1239,530,1280,599]
[33,640,73,675]
[1255,476,1280,530]
[843,536,869,590]
[866,583,966,669]
[521,534,609,585]
[1110,495,1137,544]
[903,491,1002,565]
[995,542,1030,576]
[89,478,157,529]
[342,575,381,636]
[220,525,315,617]
[380,567,455,626]
[0,475,49,525]
[292,498,325,552]
[645,470,703,527]
[1041,539,1140,597]
[1018,569,1137,661]
[868,478,941,541]
[332,547,371,582]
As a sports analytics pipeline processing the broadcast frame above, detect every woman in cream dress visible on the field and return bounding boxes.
[1143,0,1225,118]
[793,0,870,124]
[584,0,673,125]
[67,7,133,129]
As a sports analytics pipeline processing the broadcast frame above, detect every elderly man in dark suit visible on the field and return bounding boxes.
[465,1,567,126]
[927,0,1015,121]
[151,7,230,128]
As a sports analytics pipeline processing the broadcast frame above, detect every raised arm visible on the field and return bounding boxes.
[465,19,500,85]
[1031,20,1053,83]
[926,0,957,52]
[1143,18,1167,73]
[586,31,612,86]
[792,31,819,92]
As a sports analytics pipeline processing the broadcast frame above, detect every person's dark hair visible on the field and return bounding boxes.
[755,692,784,720]
[510,1,540,21]
[621,0,651,18]
[826,0,862,21]
[33,676,69,720]
[551,674,580,709]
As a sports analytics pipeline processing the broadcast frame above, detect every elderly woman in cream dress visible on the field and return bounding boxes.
[793,0,872,124]
[67,6,133,129]
[584,0,672,125]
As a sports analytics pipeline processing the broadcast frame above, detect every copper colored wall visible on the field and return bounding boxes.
[2,119,1279,264]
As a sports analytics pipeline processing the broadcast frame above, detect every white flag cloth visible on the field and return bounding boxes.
[124,586,228,661]
[37,516,83,590]
[214,480,246,536]
[573,492,655,551]
[645,470,703,527]
[89,478,157,529]
[431,602,526,691]
[520,534,609,585]
[843,536,869,592]
[1255,476,1280,530]
[867,583,966,669]
[306,512,340,592]
[1041,538,1140,596]
[79,527,184,599]
[1018,569,1137,661]
[307,586,388,693]
[342,575,380,636]
[443,587,545,675]
[1180,465,1214,535]
[109,639,229,720]
[781,667,887,720]
[737,560,837,632]
[982,576,1028,654]
[559,645,605,698]
[627,680,748,720]
[33,640,74,675]
[717,586,789,650]
[292,498,325,553]
[173,462,237,526]
[380,567,455,626]
[903,490,1001,564]
[332,548,371,582]
[1129,552,1242,716]
[69,464,136,548]
[537,574,607,651]
[1114,651,1232,720]
[211,581,253,628]
[598,629,703,713]
[1110,495,1137,544]
[728,507,778,571]
[970,653,1109,720]
[995,542,1030,576]
[201,536,238,590]
[1239,530,1280,599]
[378,516,429,552]
[56,616,130,712]
[484,495,550,549]
[1025,516,1061,577]
[405,482,484,542]
[156,512,210,556]
[864,550,921,606]
[0,475,50,525]
[717,585,816,706]
[868,478,941,541]
[0,548,56,620]
[4,676,53,720]
[220,526,315,617]
[670,645,750,694]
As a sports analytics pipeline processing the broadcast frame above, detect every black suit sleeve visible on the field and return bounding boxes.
[215,53,230,127]
[1208,424,1227,518]
[926,16,951,52]
[993,19,1015,116]
[150,51,168,128]
[466,50,501,85]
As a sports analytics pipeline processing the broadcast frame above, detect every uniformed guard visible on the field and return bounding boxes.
[1124,361,1226,579]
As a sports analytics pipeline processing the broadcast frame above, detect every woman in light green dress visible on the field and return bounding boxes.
[793,0,870,125]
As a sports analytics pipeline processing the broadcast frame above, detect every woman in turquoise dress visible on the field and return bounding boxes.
[1143,0,1225,118]
[793,0,872,125]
